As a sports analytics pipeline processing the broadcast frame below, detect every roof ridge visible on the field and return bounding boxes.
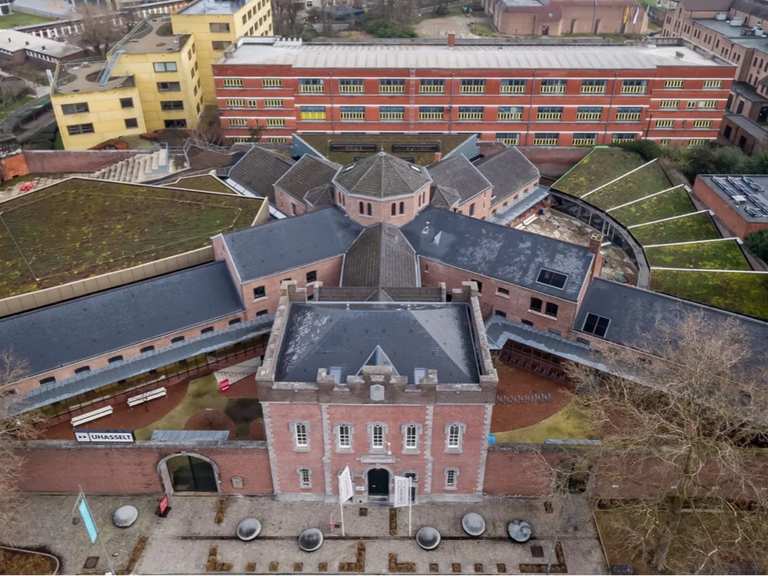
[354,154,383,196]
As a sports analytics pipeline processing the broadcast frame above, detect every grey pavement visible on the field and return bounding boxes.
[1,494,606,574]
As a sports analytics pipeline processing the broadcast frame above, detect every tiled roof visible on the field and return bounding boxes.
[333,151,431,199]
[274,154,340,202]
[402,207,594,301]
[227,144,294,201]
[0,262,243,378]
[476,146,540,205]
[275,302,480,384]
[342,223,419,287]
[428,154,491,207]
[222,207,363,281]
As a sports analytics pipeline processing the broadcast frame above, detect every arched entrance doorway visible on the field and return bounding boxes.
[367,468,390,501]
[158,453,220,494]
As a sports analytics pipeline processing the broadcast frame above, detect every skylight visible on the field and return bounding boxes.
[536,268,568,289]
[582,313,610,338]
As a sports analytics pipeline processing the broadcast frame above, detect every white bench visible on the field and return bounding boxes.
[71,405,113,427]
[127,387,167,407]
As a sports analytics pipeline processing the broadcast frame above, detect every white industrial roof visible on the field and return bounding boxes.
[222,40,729,70]
[0,29,80,58]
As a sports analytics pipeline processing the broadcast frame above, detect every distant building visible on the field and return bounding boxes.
[483,0,648,36]
[215,37,734,147]
[0,28,81,66]
[694,174,768,238]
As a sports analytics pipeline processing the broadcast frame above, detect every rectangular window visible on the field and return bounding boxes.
[212,40,232,50]
[161,100,184,111]
[299,79,324,94]
[576,106,602,121]
[621,79,647,94]
[171,335,185,344]
[120,97,134,108]
[419,106,444,120]
[688,99,718,109]
[40,376,56,385]
[537,106,563,121]
[379,79,405,94]
[209,22,230,32]
[153,61,177,73]
[496,286,510,297]
[497,106,523,121]
[266,118,286,127]
[255,309,269,317]
[380,106,404,121]
[496,132,519,145]
[494,309,507,318]
[228,98,247,108]
[299,106,326,120]
[125,118,138,129]
[656,119,674,128]
[460,79,485,94]
[447,423,462,449]
[689,138,709,145]
[445,468,458,489]
[500,79,525,94]
[693,119,712,128]
[582,312,610,337]
[61,102,89,115]
[664,79,684,89]
[74,366,91,374]
[659,99,679,109]
[540,79,566,94]
[419,79,445,94]
[263,78,282,88]
[530,297,543,312]
[264,98,283,108]
[157,81,181,92]
[572,133,596,146]
[201,327,214,334]
[339,78,364,94]
[228,118,246,127]
[337,424,351,449]
[533,133,558,145]
[295,422,308,447]
[371,424,385,449]
[66,123,94,135]
[580,79,606,94]
[108,355,124,363]
[223,78,244,88]
[703,79,722,89]
[253,286,266,299]
[545,302,559,318]
[340,106,365,120]
[140,345,155,354]
[458,106,483,120]
[299,468,311,488]
[612,133,636,143]
[615,107,642,121]
[405,424,418,450]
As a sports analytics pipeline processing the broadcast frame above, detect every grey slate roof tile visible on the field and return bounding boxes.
[0,262,244,378]
[227,144,294,201]
[401,207,593,301]
[222,207,363,281]
[428,153,491,206]
[334,151,431,199]
[342,223,418,288]
[274,154,340,202]
[475,146,540,205]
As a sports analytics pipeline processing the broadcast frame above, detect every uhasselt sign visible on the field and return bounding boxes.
[74,430,135,443]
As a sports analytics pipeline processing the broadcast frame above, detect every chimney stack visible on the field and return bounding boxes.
[447,33,456,47]
[588,233,604,278]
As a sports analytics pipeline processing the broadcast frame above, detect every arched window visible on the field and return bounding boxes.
[359,201,364,214]
[366,203,372,216]
[391,203,397,216]
[399,201,405,214]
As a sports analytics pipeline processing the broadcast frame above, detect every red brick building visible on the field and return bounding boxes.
[693,174,768,238]
[213,37,735,147]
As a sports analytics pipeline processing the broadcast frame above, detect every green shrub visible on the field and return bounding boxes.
[745,229,768,262]
[364,19,416,38]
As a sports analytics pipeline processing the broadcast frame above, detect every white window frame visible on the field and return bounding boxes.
[292,421,309,450]
[444,467,459,490]
[368,422,387,452]
[445,422,464,453]
[336,423,352,451]
[402,423,421,452]
[298,467,312,488]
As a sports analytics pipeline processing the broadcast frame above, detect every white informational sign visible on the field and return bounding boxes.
[393,475,411,508]
[338,466,354,503]
[74,430,134,443]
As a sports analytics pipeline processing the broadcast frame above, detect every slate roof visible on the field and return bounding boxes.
[476,146,540,205]
[342,223,419,288]
[318,286,444,302]
[274,154,340,203]
[0,262,244,378]
[333,151,431,199]
[401,207,594,301]
[275,302,480,384]
[574,278,768,370]
[428,154,491,207]
[227,144,294,201]
[222,207,363,281]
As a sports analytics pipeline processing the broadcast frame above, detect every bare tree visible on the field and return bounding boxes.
[192,107,226,146]
[77,6,136,56]
[0,350,35,534]
[272,0,304,36]
[563,313,768,573]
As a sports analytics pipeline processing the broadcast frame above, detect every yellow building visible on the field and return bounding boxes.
[171,0,273,104]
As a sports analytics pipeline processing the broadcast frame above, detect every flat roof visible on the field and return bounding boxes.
[180,0,249,14]
[0,28,80,58]
[115,17,189,55]
[700,174,768,222]
[223,38,729,69]
[54,60,134,94]
[276,302,481,384]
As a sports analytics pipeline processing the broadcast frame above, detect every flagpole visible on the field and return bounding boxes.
[408,477,412,537]
[339,495,345,537]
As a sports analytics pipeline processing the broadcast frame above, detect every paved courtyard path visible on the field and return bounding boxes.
[2,494,605,574]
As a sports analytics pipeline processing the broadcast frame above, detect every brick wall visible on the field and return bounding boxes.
[693,177,768,239]
[22,150,142,174]
[518,146,590,181]
[0,151,29,181]
[483,446,556,497]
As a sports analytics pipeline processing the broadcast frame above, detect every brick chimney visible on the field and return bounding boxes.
[447,33,456,47]
[588,233,604,278]
[433,151,443,162]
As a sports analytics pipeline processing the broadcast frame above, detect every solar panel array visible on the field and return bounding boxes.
[712,176,768,219]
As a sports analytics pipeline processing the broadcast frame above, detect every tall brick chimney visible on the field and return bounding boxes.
[447,33,456,47]
[588,233,604,278]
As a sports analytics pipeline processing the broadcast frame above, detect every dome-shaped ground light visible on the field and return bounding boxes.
[112,505,138,528]
[415,526,442,551]
[236,518,262,542]
[507,520,533,543]
[461,512,486,537]
[297,528,324,552]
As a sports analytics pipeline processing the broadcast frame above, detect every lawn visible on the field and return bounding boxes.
[166,174,236,194]
[0,12,52,28]
[585,161,672,210]
[0,178,264,298]
[492,401,595,444]
[552,147,646,198]
[651,270,768,320]
[608,185,695,227]
[630,212,721,245]
[0,96,33,122]
[645,240,751,270]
